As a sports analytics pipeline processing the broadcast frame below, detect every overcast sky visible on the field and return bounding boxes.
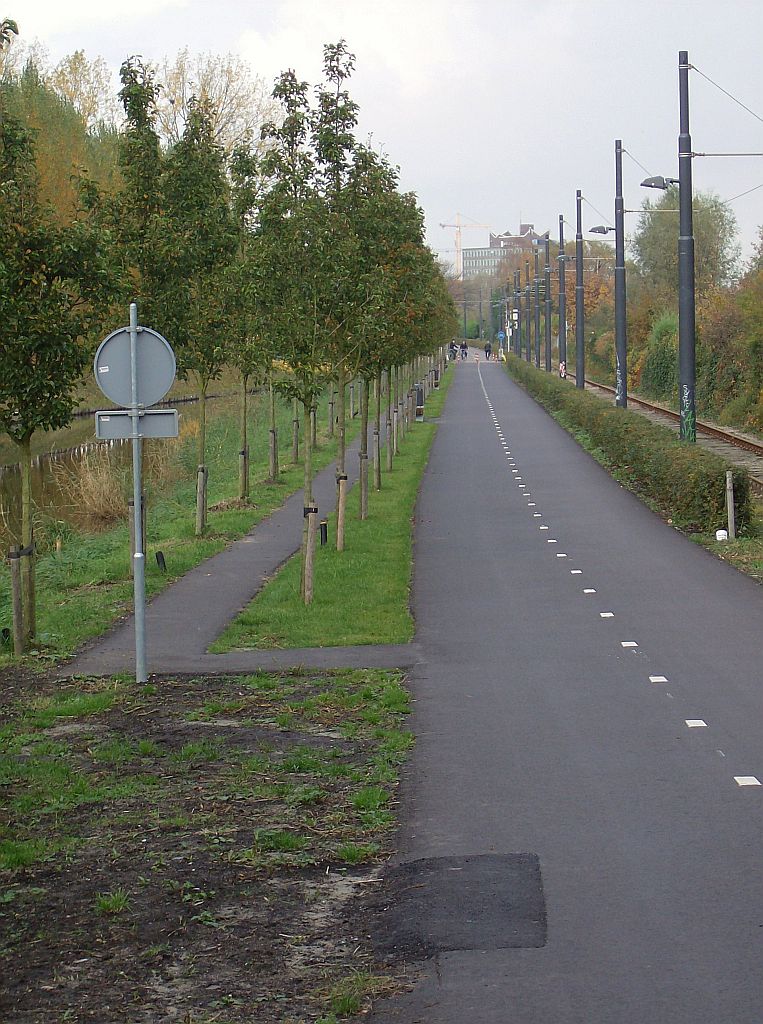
[16,0,763,267]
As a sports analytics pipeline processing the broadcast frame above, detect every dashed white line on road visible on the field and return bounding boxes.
[539,525,549,530]
[570,569,582,574]
[600,612,614,618]
[621,641,639,648]
[519,484,526,488]
[533,513,542,517]
[583,588,596,593]
[734,776,761,786]
[686,720,707,728]
[649,675,668,683]
[547,539,557,544]
[556,553,567,558]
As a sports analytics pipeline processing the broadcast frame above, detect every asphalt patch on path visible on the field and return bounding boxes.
[370,854,547,957]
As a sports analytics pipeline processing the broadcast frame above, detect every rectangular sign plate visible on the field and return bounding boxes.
[95,409,179,440]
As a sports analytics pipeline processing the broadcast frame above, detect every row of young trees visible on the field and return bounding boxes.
[0,27,457,644]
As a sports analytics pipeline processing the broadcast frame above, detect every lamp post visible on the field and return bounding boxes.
[543,234,552,372]
[677,49,696,441]
[588,142,627,406]
[575,189,585,388]
[533,246,541,368]
[525,259,531,362]
[558,215,567,378]
[514,269,522,356]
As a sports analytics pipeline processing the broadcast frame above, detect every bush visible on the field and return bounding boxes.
[505,355,751,533]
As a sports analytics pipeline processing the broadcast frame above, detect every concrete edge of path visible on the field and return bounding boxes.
[57,642,425,678]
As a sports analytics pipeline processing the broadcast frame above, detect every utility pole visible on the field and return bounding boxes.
[575,189,585,389]
[525,260,531,362]
[614,139,628,408]
[678,50,696,440]
[533,246,541,368]
[543,234,552,372]
[558,214,567,378]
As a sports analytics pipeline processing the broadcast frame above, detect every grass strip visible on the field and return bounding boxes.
[212,368,453,651]
[0,389,358,665]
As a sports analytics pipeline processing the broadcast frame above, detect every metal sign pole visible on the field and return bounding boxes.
[128,302,148,683]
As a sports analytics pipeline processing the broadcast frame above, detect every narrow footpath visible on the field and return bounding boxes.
[370,358,763,1023]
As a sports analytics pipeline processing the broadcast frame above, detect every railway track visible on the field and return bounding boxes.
[576,375,763,498]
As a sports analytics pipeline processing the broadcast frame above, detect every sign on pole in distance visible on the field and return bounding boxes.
[95,409,179,440]
[497,331,506,342]
[94,326,176,408]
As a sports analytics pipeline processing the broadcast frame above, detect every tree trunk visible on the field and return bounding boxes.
[393,365,400,455]
[336,363,346,551]
[268,377,279,482]
[19,436,35,643]
[359,377,369,520]
[195,382,207,536]
[311,405,317,449]
[239,373,249,500]
[374,371,382,491]
[292,398,299,463]
[328,385,335,437]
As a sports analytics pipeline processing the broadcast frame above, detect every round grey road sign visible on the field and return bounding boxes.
[94,326,176,408]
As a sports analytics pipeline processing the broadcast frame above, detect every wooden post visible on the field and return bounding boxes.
[304,510,318,604]
[292,398,299,463]
[337,476,347,552]
[239,447,249,500]
[726,470,736,540]
[195,466,207,536]
[350,382,355,419]
[9,547,24,656]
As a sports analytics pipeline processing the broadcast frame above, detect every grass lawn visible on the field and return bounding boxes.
[213,367,453,651]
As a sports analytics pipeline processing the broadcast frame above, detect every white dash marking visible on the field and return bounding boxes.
[518,484,526,488]
[583,588,596,594]
[717,750,726,758]
[621,641,638,648]
[735,776,761,786]
[570,569,583,574]
[685,720,707,728]
[600,612,614,618]
[649,675,668,683]
[539,525,549,530]
[547,539,557,544]
[556,553,567,558]
[533,513,542,517]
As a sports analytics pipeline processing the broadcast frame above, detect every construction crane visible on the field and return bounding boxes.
[439,213,491,280]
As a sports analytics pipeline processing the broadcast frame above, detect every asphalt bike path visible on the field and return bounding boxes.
[370,358,763,1023]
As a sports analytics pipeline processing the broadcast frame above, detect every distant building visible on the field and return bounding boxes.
[462,223,543,279]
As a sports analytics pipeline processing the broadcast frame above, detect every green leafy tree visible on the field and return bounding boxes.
[258,69,334,603]
[0,103,114,645]
[632,187,740,298]
[157,98,239,534]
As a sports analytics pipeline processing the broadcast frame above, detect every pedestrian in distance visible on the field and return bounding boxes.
[484,340,492,361]
[460,340,468,360]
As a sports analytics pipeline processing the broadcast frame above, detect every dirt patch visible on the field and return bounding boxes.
[0,667,413,1023]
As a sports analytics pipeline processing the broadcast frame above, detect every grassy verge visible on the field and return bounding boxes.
[0,389,358,666]
[213,368,453,651]
[552,404,763,582]
[0,666,412,1022]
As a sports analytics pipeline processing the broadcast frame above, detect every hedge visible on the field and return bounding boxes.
[504,355,751,534]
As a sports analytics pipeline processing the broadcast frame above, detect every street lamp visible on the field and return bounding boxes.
[514,269,522,357]
[575,190,585,389]
[533,245,541,368]
[640,50,695,441]
[558,215,567,378]
[525,259,532,363]
[588,143,629,407]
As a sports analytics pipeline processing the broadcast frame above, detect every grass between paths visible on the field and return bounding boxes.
[0,666,413,1022]
[213,368,454,652]
[0,389,357,666]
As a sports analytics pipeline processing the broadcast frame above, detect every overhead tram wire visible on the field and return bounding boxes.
[690,63,763,127]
